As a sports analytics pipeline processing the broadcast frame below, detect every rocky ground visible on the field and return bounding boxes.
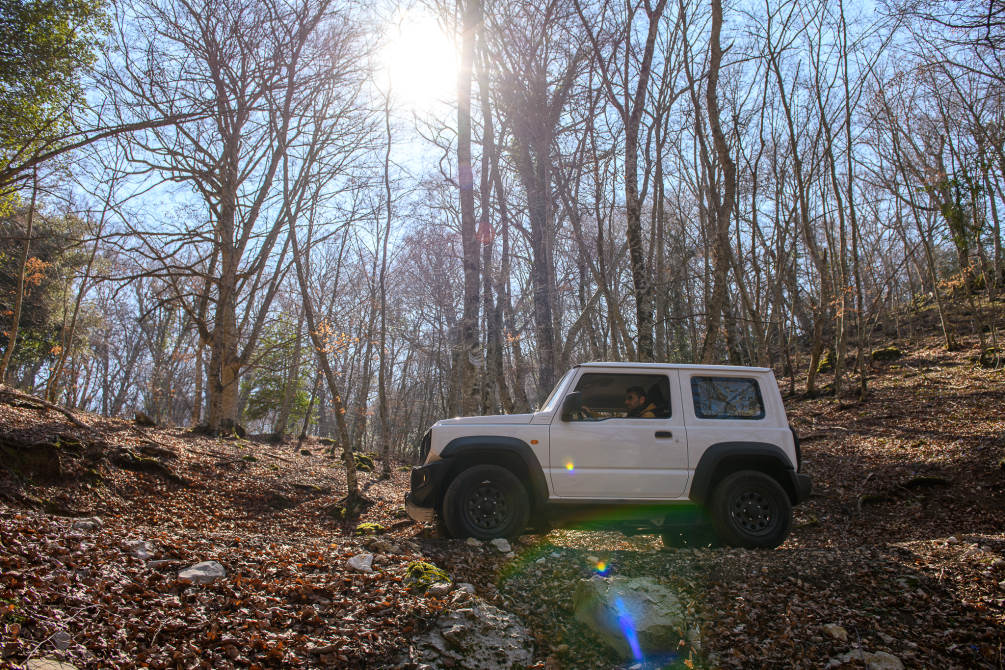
[1,332,1004,669]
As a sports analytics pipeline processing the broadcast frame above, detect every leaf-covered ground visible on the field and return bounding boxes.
[1,332,1004,669]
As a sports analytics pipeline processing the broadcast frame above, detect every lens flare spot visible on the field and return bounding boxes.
[613,596,644,660]
[565,461,575,472]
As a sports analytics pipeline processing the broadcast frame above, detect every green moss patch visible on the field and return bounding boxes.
[354,452,375,472]
[872,346,902,362]
[404,561,450,592]
[817,349,835,373]
[354,522,386,536]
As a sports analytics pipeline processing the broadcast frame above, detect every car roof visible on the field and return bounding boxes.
[576,361,772,373]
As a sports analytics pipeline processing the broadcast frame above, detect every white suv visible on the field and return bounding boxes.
[405,363,811,549]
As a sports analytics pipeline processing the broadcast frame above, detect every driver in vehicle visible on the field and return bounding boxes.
[624,386,657,418]
[581,386,658,419]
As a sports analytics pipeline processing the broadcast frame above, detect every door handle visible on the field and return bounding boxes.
[655,431,673,438]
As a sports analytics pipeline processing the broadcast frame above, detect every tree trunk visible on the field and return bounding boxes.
[378,88,393,477]
[287,216,359,503]
[273,312,304,441]
[206,287,241,433]
[699,0,738,364]
[456,0,482,416]
[0,170,38,384]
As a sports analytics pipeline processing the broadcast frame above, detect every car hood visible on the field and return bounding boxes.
[434,413,537,427]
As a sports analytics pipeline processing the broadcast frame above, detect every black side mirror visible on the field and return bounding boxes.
[561,392,583,421]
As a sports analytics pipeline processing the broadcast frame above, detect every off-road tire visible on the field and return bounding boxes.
[442,464,530,540]
[710,470,791,549]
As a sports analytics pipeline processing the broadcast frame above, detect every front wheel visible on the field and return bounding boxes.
[710,470,792,549]
[441,465,530,540]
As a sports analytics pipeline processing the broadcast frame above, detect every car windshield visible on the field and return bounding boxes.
[537,369,575,412]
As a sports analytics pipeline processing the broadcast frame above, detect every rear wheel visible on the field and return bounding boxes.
[442,465,530,540]
[710,470,791,549]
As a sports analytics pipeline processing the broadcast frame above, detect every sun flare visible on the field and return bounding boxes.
[381,12,458,111]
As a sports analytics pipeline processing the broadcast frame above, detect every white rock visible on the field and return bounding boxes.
[407,600,533,669]
[489,538,511,553]
[427,582,452,597]
[827,649,904,670]
[50,629,72,651]
[573,576,687,658]
[71,517,102,532]
[466,537,484,547]
[347,553,374,573]
[123,540,156,560]
[363,537,397,554]
[27,659,79,670]
[946,536,959,545]
[456,583,476,594]
[865,650,906,670]
[178,560,226,584]
[146,560,176,570]
[687,625,702,652]
[823,623,848,642]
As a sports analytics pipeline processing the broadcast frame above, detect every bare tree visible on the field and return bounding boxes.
[574,0,670,361]
[698,0,738,362]
[0,169,38,382]
[102,0,363,433]
[484,0,586,400]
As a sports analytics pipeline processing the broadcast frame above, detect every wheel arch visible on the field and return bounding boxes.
[439,436,547,512]
[690,442,797,505]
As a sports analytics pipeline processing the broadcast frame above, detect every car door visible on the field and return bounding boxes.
[548,368,689,500]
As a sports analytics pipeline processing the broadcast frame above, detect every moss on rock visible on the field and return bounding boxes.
[354,452,375,472]
[404,561,451,591]
[871,346,902,362]
[974,348,1001,369]
[817,349,835,373]
[354,522,386,536]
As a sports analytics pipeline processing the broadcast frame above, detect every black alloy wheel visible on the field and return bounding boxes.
[729,489,774,535]
[463,480,511,531]
[442,464,530,540]
[710,470,792,549]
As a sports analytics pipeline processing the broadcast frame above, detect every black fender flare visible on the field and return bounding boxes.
[441,436,549,508]
[689,442,798,505]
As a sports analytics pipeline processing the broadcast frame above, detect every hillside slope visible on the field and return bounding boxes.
[1,332,1003,669]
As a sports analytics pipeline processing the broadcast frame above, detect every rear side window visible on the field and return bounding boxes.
[690,376,765,420]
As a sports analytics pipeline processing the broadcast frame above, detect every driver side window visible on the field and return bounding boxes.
[572,373,671,420]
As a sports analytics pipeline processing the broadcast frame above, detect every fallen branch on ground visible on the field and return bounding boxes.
[0,386,95,433]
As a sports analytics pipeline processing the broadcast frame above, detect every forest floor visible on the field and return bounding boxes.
[1,322,1004,668]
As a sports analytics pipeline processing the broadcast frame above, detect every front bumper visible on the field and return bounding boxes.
[405,492,436,523]
[404,460,449,523]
